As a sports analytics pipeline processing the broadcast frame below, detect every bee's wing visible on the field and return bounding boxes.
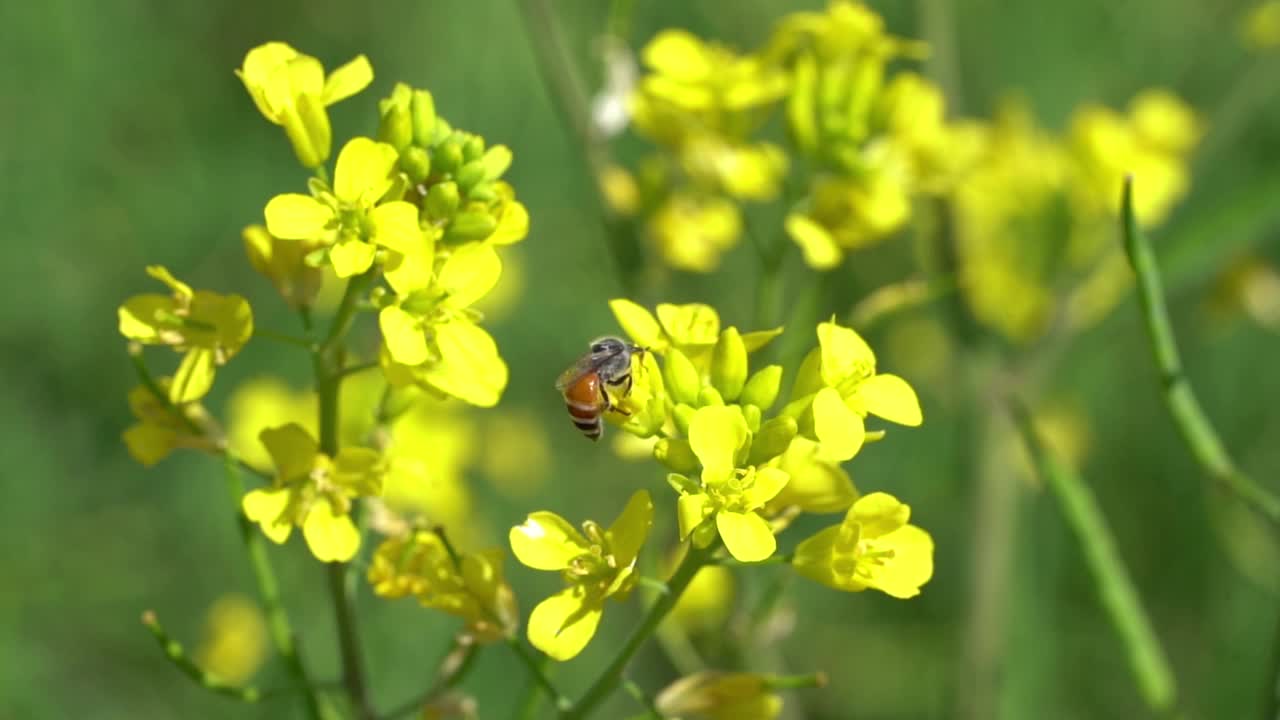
[555,354,598,391]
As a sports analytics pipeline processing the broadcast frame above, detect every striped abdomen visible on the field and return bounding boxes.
[563,372,605,440]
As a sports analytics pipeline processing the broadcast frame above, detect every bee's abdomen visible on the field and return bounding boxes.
[566,401,602,440]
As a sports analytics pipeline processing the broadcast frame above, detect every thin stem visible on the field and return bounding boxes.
[141,610,263,702]
[223,456,326,719]
[621,679,663,719]
[326,562,374,719]
[335,361,380,381]
[563,542,717,720]
[380,638,481,720]
[1120,176,1280,525]
[1008,397,1178,714]
[508,637,572,713]
[764,672,828,691]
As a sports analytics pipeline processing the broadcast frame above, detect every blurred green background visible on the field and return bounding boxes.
[4,0,1280,718]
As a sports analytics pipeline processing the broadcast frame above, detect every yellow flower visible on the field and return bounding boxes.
[608,299,782,368]
[648,193,743,273]
[509,491,654,660]
[378,400,477,539]
[241,423,383,562]
[264,136,427,278]
[673,407,789,562]
[118,266,253,403]
[766,436,858,515]
[784,164,912,270]
[1243,0,1280,49]
[121,381,218,466]
[666,561,735,632]
[655,671,782,720]
[242,224,324,309]
[481,409,551,499]
[785,320,922,461]
[368,531,518,643]
[236,42,373,168]
[378,242,509,407]
[792,491,934,598]
[194,594,268,685]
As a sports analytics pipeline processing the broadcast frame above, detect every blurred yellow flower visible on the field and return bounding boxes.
[667,561,736,632]
[1242,0,1280,50]
[380,400,478,540]
[194,594,268,684]
[122,381,218,466]
[481,409,550,499]
[655,671,782,720]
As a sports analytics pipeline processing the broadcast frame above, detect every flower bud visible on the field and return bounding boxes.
[378,103,413,151]
[748,415,798,466]
[400,146,432,184]
[664,347,701,405]
[411,89,437,147]
[481,145,513,180]
[282,94,331,169]
[698,386,724,407]
[742,403,761,433]
[740,365,783,410]
[654,438,700,474]
[426,182,461,221]
[455,160,487,194]
[673,403,696,436]
[462,135,486,163]
[432,139,463,175]
[710,327,748,401]
[444,210,497,243]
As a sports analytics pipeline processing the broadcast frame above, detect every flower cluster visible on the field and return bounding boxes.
[508,301,934,661]
[954,92,1200,341]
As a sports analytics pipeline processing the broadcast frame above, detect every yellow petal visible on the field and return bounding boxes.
[117,294,171,342]
[123,424,176,466]
[368,201,422,254]
[817,321,876,386]
[609,299,667,351]
[237,42,299,121]
[868,525,934,598]
[716,511,776,562]
[785,213,842,270]
[677,493,711,540]
[382,237,436,294]
[742,467,789,509]
[527,587,603,661]
[321,54,373,106]
[688,406,749,486]
[302,501,360,562]
[642,29,712,82]
[242,488,293,544]
[509,511,589,570]
[791,525,857,591]
[437,243,502,309]
[740,326,784,354]
[656,303,720,348]
[379,306,428,365]
[333,137,398,206]
[607,490,654,566]
[852,492,910,538]
[856,374,923,426]
[259,423,318,481]
[813,387,864,461]
[170,348,217,404]
[420,321,508,407]
[329,239,376,278]
[264,193,332,239]
[488,199,529,245]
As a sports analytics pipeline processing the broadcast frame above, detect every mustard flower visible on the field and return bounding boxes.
[792,491,933,598]
[509,490,654,660]
[237,42,373,168]
[655,671,782,720]
[194,594,268,685]
[121,381,218,466]
[242,224,324,309]
[786,320,921,461]
[673,406,789,562]
[118,266,253,403]
[377,399,477,537]
[378,242,509,407]
[241,423,383,563]
[264,136,426,278]
[766,436,858,515]
[608,299,782,368]
[368,530,518,643]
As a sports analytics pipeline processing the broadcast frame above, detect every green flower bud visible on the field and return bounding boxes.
[400,146,432,184]
[673,403,696,436]
[787,52,819,155]
[664,347,701,406]
[426,182,461,221]
[710,327,748,401]
[655,438,699,474]
[445,210,497,242]
[748,415,798,466]
[698,386,724,407]
[432,140,463,175]
[378,104,413,151]
[740,365,783,410]
[468,182,498,202]
[742,403,762,433]
[456,160,487,194]
[667,472,700,496]
[411,89,437,147]
[431,116,453,145]
[481,145,513,180]
[462,135,485,163]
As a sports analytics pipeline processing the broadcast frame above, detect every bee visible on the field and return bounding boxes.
[556,336,642,441]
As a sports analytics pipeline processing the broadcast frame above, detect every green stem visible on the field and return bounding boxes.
[141,610,263,702]
[509,637,571,713]
[314,272,378,720]
[621,679,663,719]
[765,672,828,691]
[223,456,326,719]
[563,542,717,720]
[1120,177,1280,525]
[1008,398,1178,714]
[256,327,316,350]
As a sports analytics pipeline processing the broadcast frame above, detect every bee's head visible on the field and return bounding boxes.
[589,336,634,357]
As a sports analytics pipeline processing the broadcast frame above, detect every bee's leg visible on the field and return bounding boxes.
[601,381,632,416]
[623,373,633,396]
